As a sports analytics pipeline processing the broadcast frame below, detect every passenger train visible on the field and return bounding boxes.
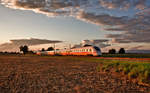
[36,46,102,56]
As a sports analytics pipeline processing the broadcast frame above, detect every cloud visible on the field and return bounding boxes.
[78,11,128,26]
[73,39,111,48]
[1,0,148,16]
[78,11,150,43]
[106,13,150,43]
[135,0,147,10]
[0,0,150,45]
[0,38,62,52]
[99,0,131,10]
[101,43,150,53]
[99,0,148,10]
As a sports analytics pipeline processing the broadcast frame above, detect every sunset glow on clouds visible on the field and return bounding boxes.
[0,0,150,52]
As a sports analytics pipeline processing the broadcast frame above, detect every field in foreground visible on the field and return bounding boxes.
[0,55,150,93]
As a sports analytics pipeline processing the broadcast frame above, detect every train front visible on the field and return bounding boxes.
[93,46,102,56]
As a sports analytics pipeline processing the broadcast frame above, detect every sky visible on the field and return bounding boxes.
[0,4,106,43]
[0,0,150,52]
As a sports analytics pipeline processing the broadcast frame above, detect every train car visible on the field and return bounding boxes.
[70,46,101,56]
[36,51,55,55]
[47,51,55,55]
[56,49,70,56]
[36,46,102,56]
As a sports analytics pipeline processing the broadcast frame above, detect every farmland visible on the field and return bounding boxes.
[0,55,150,93]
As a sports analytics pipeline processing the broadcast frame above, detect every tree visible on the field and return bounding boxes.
[109,49,116,54]
[47,47,54,51]
[19,46,24,52]
[41,48,45,51]
[119,48,125,54]
[20,45,29,54]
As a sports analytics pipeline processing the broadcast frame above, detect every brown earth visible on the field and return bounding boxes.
[0,56,149,93]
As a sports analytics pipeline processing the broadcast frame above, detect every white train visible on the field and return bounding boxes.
[36,46,102,56]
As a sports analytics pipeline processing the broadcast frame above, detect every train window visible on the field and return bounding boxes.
[89,49,92,52]
[86,49,89,52]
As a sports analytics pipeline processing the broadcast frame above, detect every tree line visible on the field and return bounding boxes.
[19,45,54,54]
[108,48,125,54]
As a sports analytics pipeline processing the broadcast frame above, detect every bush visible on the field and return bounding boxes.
[128,67,139,79]
[114,62,120,67]
[123,67,130,74]
[144,70,150,80]
[96,65,101,72]
[138,70,150,83]
[115,67,120,72]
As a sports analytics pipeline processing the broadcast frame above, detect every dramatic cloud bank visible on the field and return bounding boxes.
[0,38,62,52]
[0,0,150,48]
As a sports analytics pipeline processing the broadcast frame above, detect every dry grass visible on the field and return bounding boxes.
[0,55,150,93]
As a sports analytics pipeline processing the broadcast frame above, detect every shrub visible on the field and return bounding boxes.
[114,62,120,67]
[96,65,101,72]
[123,67,130,74]
[144,70,150,80]
[128,67,139,79]
[115,67,120,72]
[138,73,145,83]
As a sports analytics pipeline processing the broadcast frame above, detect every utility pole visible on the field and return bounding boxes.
[54,43,55,55]
[69,44,71,51]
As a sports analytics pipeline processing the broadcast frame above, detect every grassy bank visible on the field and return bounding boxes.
[96,60,150,85]
[101,53,150,58]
